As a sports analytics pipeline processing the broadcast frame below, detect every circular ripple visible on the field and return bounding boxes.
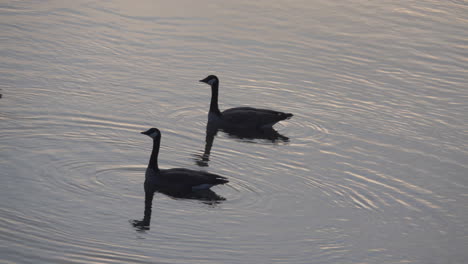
[166,104,207,129]
[279,112,330,146]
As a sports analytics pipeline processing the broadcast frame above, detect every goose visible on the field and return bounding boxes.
[133,128,228,229]
[199,75,293,128]
[141,127,228,193]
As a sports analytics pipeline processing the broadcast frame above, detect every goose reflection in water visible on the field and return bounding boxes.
[193,122,290,167]
[131,187,225,231]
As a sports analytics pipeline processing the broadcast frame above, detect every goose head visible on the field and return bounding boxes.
[141,128,161,139]
[199,75,219,86]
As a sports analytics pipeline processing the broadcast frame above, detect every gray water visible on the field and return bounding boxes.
[1,1,467,263]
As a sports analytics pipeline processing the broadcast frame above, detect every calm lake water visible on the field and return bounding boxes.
[1,1,467,263]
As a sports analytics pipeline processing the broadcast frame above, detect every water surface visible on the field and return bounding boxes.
[1,1,467,263]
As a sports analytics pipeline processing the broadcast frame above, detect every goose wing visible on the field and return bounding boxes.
[160,168,228,187]
[222,107,293,127]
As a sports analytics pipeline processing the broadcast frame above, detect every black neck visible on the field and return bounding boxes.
[209,82,222,116]
[148,135,160,171]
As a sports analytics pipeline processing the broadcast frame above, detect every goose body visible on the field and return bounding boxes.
[142,128,228,193]
[145,167,228,192]
[200,75,293,128]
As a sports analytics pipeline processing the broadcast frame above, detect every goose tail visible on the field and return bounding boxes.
[279,112,293,121]
[215,177,229,185]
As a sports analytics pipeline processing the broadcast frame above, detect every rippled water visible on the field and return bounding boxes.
[1,0,467,263]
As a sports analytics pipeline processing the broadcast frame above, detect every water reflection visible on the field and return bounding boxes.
[193,122,289,167]
[131,187,225,231]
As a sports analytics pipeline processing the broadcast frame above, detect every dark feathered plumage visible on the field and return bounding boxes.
[199,75,293,128]
[141,128,228,193]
